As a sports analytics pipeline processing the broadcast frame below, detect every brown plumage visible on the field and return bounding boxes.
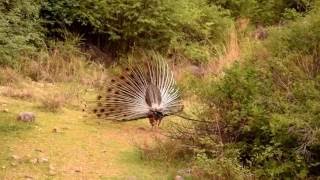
[92,60,183,127]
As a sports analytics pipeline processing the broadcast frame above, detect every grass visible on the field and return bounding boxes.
[0,84,183,179]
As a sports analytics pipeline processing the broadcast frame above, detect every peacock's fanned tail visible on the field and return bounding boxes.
[93,60,183,121]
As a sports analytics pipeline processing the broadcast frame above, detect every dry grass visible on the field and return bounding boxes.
[172,22,242,83]
[206,24,241,76]
[20,52,88,83]
[17,43,106,89]
[137,137,189,163]
[0,68,22,86]
[39,93,66,112]
[0,87,35,101]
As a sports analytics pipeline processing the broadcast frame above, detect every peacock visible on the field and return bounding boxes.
[92,59,184,127]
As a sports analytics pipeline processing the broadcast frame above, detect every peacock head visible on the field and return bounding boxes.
[148,109,164,120]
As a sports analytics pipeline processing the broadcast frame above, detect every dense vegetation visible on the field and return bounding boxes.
[171,2,320,179]
[1,0,320,179]
[0,0,43,66]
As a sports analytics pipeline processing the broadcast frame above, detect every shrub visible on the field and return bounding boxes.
[0,0,43,66]
[209,0,316,25]
[0,68,21,85]
[166,6,320,179]
[1,86,34,101]
[40,93,66,112]
[41,0,231,61]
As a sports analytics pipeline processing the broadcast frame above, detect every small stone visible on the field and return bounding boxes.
[11,155,20,160]
[48,170,56,176]
[175,175,184,180]
[35,149,43,152]
[49,164,55,170]
[74,167,82,173]
[2,166,6,169]
[137,127,146,131]
[38,157,49,163]
[38,83,45,88]
[177,168,192,176]
[2,108,9,113]
[52,128,61,133]
[30,158,38,164]
[46,83,54,87]
[126,176,137,180]
[17,112,36,122]
[11,162,17,167]
[24,175,34,180]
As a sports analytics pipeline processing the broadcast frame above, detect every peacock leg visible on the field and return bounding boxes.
[149,118,156,130]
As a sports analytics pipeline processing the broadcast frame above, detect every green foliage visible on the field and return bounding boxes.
[174,6,320,179]
[210,0,316,25]
[0,0,43,66]
[194,153,251,179]
[41,0,231,61]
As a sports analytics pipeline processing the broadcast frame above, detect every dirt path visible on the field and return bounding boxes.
[0,95,178,179]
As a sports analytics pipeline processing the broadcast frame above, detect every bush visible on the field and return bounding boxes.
[209,0,316,25]
[166,6,320,179]
[0,68,21,85]
[40,93,66,112]
[41,0,231,61]
[0,0,43,66]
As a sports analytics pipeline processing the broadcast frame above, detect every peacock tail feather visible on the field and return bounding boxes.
[92,59,183,121]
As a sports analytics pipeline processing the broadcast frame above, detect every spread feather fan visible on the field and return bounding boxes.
[92,60,184,127]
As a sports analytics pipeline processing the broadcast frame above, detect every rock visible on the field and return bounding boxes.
[189,65,204,77]
[46,83,54,87]
[17,112,36,122]
[37,83,45,88]
[35,149,43,152]
[177,168,192,176]
[11,154,20,160]
[74,167,82,173]
[38,157,49,163]
[11,162,17,167]
[48,164,56,176]
[2,166,6,169]
[48,170,56,176]
[52,128,61,133]
[24,175,34,180]
[49,164,55,171]
[126,176,137,180]
[174,175,184,180]
[30,158,38,164]
[62,127,70,130]
[86,88,94,92]
[137,127,146,131]
[253,25,268,40]
[2,108,9,113]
